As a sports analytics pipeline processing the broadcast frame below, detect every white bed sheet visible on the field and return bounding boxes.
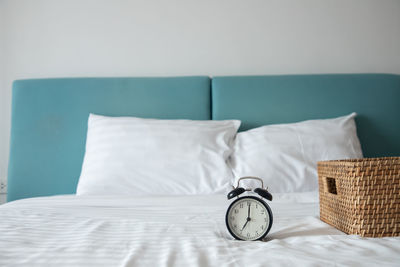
[0,193,399,267]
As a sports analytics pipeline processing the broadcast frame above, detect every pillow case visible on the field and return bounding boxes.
[77,114,240,196]
[229,113,363,193]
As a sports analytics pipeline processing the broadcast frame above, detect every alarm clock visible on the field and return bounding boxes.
[225,176,273,241]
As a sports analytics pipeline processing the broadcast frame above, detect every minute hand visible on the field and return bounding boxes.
[241,204,251,231]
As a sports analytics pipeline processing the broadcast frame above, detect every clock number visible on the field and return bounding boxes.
[247,233,250,238]
[261,225,264,230]
[234,209,238,214]
[240,203,244,208]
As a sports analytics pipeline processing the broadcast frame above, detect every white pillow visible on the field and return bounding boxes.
[77,114,240,196]
[229,113,363,193]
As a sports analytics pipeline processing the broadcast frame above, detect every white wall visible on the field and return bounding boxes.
[1,0,7,197]
[1,0,400,195]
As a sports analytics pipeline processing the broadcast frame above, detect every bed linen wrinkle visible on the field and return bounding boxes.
[0,194,399,266]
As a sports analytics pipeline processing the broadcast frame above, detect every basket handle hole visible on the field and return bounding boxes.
[325,177,337,195]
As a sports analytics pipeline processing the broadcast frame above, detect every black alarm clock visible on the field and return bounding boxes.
[225,176,273,241]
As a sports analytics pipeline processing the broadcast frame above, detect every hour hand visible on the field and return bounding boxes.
[241,220,249,231]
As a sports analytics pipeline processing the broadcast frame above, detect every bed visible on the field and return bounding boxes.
[1,74,400,266]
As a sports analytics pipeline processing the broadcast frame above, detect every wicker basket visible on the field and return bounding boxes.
[318,157,400,237]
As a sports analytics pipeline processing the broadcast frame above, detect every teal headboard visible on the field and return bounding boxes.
[8,77,211,201]
[212,74,400,157]
[8,74,400,202]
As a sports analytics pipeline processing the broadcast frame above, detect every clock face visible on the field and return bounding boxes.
[226,196,273,241]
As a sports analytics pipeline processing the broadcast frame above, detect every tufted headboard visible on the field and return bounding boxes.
[7,74,400,201]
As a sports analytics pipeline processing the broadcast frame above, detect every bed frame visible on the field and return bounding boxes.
[8,74,400,201]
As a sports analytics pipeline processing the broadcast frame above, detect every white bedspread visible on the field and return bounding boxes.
[0,193,399,266]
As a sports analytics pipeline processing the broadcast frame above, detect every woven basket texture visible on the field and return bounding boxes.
[318,157,400,237]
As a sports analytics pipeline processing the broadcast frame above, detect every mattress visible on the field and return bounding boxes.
[0,193,399,266]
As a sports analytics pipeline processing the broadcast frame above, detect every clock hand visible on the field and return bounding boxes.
[241,219,249,231]
[241,217,251,231]
[241,203,252,231]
